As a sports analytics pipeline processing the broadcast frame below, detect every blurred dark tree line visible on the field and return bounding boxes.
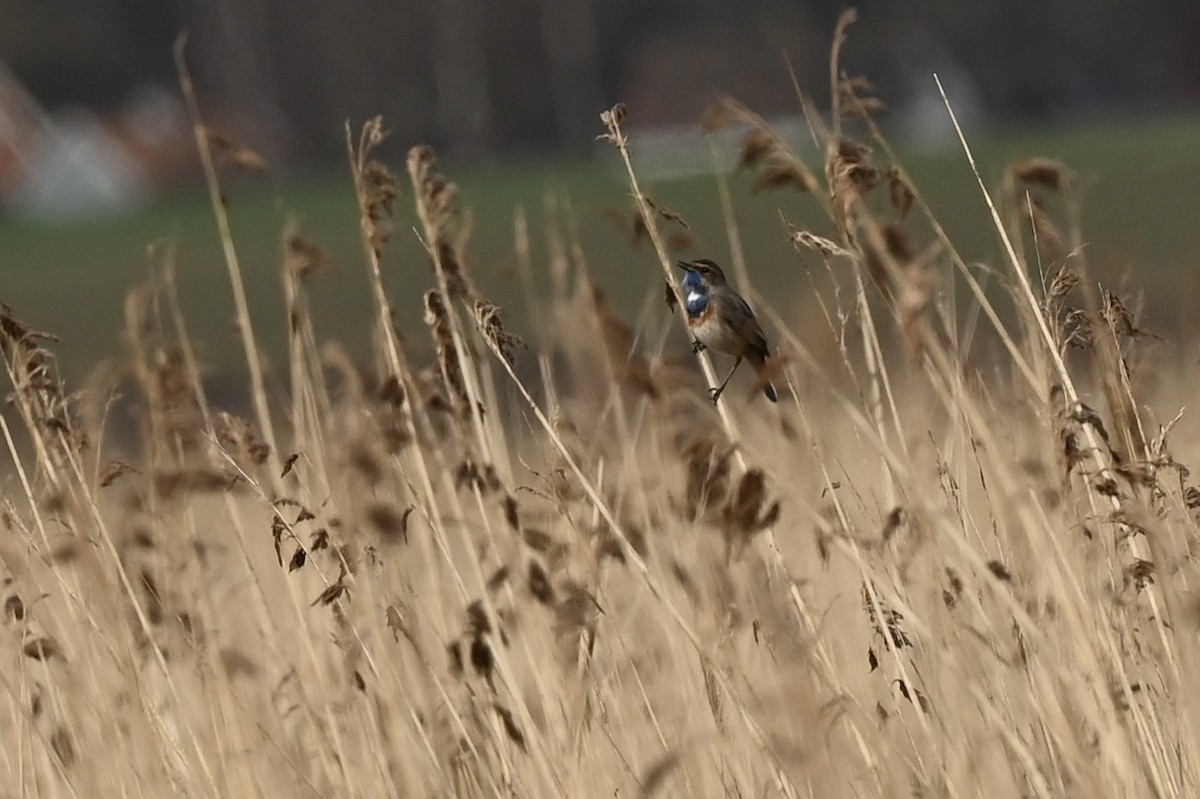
[2,0,1198,161]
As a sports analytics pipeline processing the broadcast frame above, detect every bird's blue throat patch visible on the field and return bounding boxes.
[681,271,708,317]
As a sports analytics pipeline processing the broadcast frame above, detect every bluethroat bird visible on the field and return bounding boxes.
[677,259,778,403]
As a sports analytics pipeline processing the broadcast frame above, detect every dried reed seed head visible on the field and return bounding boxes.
[145,344,204,444]
[827,138,879,221]
[834,160,880,194]
[1068,401,1112,446]
[667,230,697,252]
[752,151,820,193]
[371,375,404,409]
[597,103,629,144]
[599,102,628,129]
[0,308,74,444]
[699,96,747,132]
[738,127,777,169]
[407,144,459,221]
[501,495,520,530]
[127,525,156,549]
[838,75,887,118]
[365,503,413,544]
[485,565,510,593]
[217,412,270,466]
[423,288,450,334]
[521,527,569,566]
[789,229,853,257]
[23,636,62,661]
[423,289,471,417]
[204,128,269,173]
[527,560,556,604]
[285,233,334,279]
[1011,157,1069,192]
[468,636,496,685]
[588,522,627,565]
[681,437,735,519]
[434,237,475,300]
[99,460,138,488]
[832,136,871,165]
[310,528,330,551]
[49,725,74,767]
[0,306,59,360]
[657,205,689,229]
[360,158,399,256]
[897,268,937,360]
[1102,290,1160,341]
[1063,308,1093,349]
[492,703,528,752]
[723,469,769,533]
[464,600,491,637]
[555,580,602,636]
[473,299,523,365]
[4,594,24,622]
[833,8,859,47]
[220,647,260,679]
[346,437,386,484]
[842,98,888,119]
[152,467,240,498]
[455,458,502,493]
[839,74,876,96]
[591,281,659,398]
[359,115,388,149]
[887,167,914,217]
[1048,265,1080,303]
[379,420,412,454]
[362,161,399,218]
[603,206,650,246]
[319,341,365,401]
[139,569,165,625]
[1020,194,1065,265]
[883,223,915,263]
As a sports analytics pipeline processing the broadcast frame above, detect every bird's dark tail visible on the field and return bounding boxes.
[749,352,778,402]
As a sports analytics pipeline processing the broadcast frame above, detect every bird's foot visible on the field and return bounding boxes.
[691,340,707,355]
[708,386,723,405]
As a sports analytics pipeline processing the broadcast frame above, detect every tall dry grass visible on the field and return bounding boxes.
[2,15,1198,797]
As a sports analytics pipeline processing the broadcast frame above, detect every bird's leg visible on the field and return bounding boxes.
[691,339,707,354]
[709,357,742,404]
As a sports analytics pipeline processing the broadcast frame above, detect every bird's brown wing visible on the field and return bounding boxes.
[720,294,770,359]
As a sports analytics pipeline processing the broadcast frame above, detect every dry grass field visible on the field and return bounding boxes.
[4,18,1200,798]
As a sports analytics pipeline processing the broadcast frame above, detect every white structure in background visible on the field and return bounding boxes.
[893,60,983,151]
[622,79,981,183]
[7,109,152,219]
[625,115,818,183]
[0,62,186,222]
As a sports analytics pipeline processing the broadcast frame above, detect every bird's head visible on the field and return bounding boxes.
[676,258,727,291]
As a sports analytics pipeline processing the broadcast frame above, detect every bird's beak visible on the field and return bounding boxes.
[676,260,695,272]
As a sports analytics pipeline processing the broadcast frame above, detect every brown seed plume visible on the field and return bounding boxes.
[424,289,470,418]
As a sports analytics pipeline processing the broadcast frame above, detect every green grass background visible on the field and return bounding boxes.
[4,112,1200,386]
